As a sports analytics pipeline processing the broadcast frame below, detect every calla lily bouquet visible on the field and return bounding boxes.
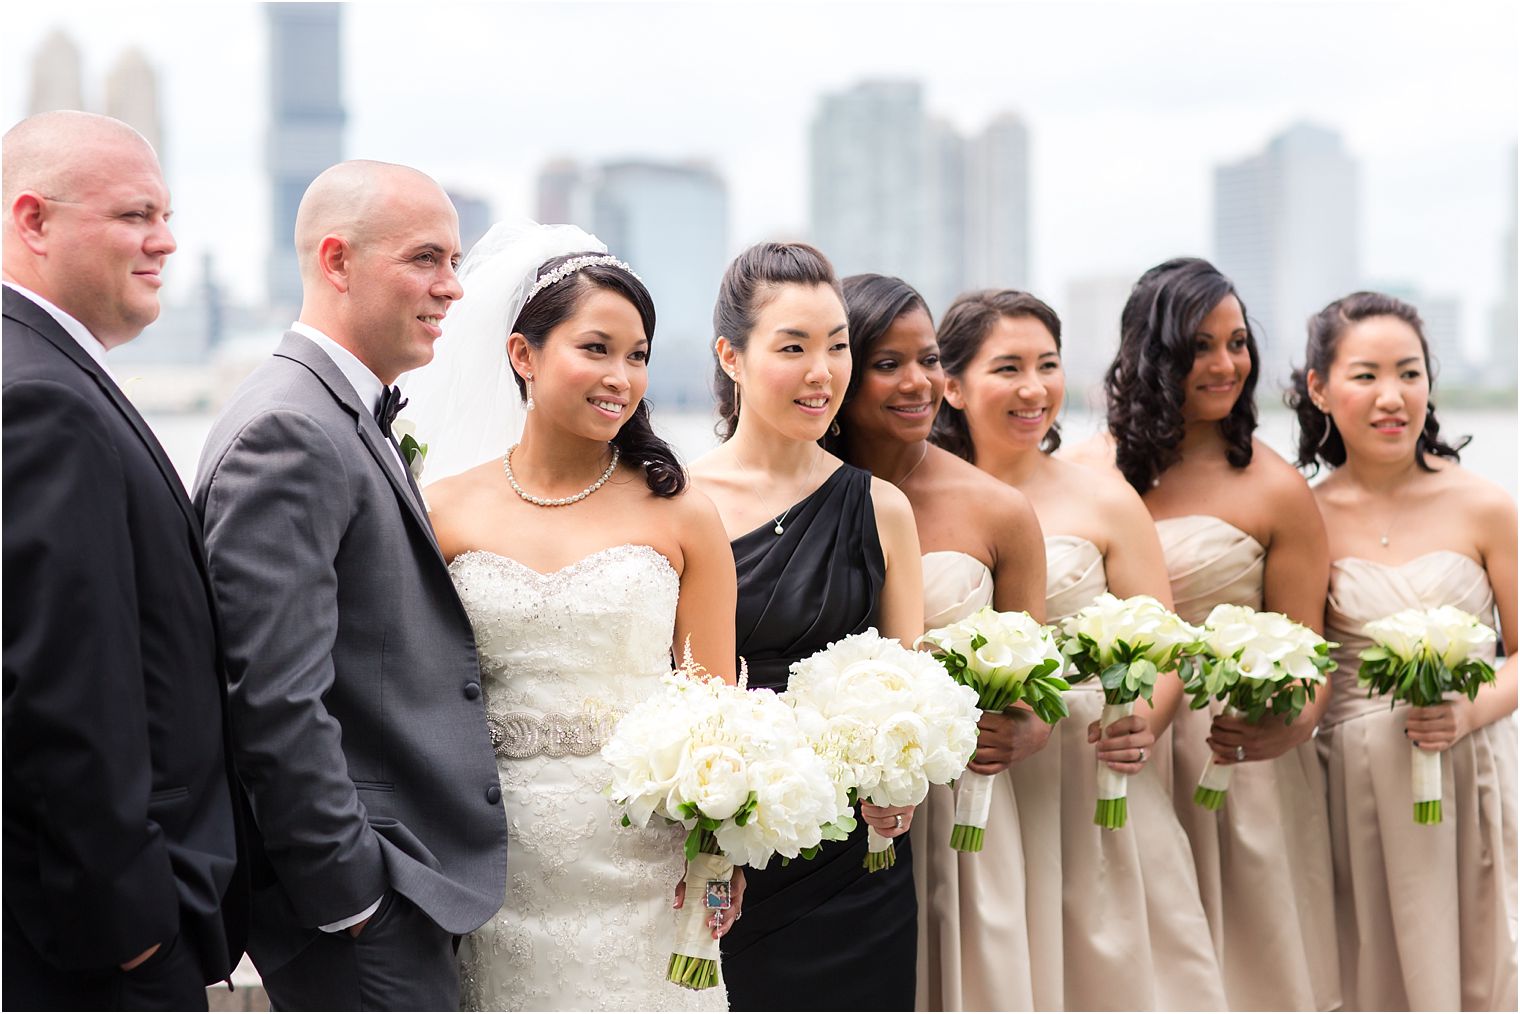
[783,629,981,872]
[918,607,1068,851]
[1182,604,1336,810]
[1059,593,1201,829]
[603,645,854,990]
[1358,605,1498,824]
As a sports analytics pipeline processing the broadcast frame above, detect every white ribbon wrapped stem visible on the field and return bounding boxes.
[953,771,995,829]
[1095,701,1134,801]
[1197,704,1243,794]
[1411,744,1442,804]
[672,851,733,961]
[866,825,893,854]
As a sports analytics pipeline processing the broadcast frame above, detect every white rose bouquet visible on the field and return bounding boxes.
[783,629,981,872]
[603,648,854,989]
[1358,605,1498,824]
[1182,604,1336,810]
[917,607,1068,851]
[1059,593,1201,829]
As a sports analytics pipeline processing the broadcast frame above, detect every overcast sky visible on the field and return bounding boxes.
[4,0,1516,357]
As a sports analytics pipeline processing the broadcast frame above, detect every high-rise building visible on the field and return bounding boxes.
[965,113,1031,294]
[1491,146,1518,389]
[537,160,729,406]
[28,28,85,114]
[1062,273,1136,405]
[446,188,492,256]
[1213,122,1359,390]
[104,47,163,157]
[265,3,346,313]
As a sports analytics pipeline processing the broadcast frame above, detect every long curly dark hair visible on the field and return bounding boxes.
[711,242,844,442]
[929,289,1064,462]
[1287,290,1468,474]
[1105,257,1259,493]
[511,252,686,497]
[822,273,931,458]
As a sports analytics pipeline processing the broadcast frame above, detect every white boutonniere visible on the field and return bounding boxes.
[391,418,427,483]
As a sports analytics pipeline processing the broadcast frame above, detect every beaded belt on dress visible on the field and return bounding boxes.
[487,710,616,759]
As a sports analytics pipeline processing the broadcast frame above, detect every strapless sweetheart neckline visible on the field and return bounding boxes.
[1336,548,1482,572]
[1153,513,1264,549]
[449,543,677,583]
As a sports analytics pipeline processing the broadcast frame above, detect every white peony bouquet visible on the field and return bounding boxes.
[1358,605,1498,824]
[603,647,854,989]
[1059,593,1201,829]
[1182,604,1336,810]
[918,607,1068,851]
[783,629,982,872]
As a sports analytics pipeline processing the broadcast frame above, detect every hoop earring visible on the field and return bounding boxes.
[1314,417,1334,453]
[829,418,841,438]
[525,376,535,412]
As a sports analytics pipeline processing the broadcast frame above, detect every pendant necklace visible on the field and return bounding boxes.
[731,445,821,536]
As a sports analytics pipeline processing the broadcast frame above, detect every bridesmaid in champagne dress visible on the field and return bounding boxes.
[1291,291,1517,1011]
[826,274,1050,1011]
[690,244,926,1012]
[1071,257,1340,1011]
[932,288,1226,1011]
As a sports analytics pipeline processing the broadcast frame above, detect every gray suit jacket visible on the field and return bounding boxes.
[193,332,506,972]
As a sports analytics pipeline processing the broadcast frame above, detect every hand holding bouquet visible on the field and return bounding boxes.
[1183,604,1336,810]
[1358,605,1497,824]
[784,629,981,871]
[1059,593,1201,829]
[603,649,853,989]
[918,607,1068,851]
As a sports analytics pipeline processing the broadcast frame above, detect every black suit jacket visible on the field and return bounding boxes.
[2,287,246,985]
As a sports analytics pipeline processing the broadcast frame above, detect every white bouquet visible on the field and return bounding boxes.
[1059,593,1201,829]
[1182,604,1336,810]
[784,629,981,872]
[1358,605,1498,824]
[918,607,1068,851]
[603,649,853,989]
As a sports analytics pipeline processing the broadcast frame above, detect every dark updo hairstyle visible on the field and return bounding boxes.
[511,252,685,497]
[1288,290,1468,474]
[1105,257,1259,493]
[929,289,1065,462]
[712,241,845,441]
[823,273,932,457]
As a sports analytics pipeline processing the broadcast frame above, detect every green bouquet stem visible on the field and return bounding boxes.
[864,843,896,872]
[949,824,984,852]
[1415,800,1443,825]
[1193,786,1227,811]
[1094,797,1127,829]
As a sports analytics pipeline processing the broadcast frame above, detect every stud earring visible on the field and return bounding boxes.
[526,376,535,412]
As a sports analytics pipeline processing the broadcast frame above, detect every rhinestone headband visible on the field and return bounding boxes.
[524,254,643,305]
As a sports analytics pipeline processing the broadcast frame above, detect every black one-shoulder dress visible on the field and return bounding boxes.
[719,464,917,1011]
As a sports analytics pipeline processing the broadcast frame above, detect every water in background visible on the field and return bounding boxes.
[154,406,1516,498]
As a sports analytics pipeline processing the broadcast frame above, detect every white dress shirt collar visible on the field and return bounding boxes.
[290,320,387,418]
[4,281,113,376]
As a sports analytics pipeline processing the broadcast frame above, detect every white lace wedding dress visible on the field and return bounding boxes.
[450,544,727,1011]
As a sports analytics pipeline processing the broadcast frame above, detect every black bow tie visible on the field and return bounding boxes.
[376,385,408,438]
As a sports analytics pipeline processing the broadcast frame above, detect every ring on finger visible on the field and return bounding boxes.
[1138,747,1147,762]
[1234,744,1246,762]
[893,814,903,830]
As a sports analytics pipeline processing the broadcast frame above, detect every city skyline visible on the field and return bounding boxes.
[4,0,1515,376]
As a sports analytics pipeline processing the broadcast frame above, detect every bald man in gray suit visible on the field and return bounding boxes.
[194,162,507,1010]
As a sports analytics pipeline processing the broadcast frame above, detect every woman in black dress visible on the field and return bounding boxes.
[690,242,925,1011]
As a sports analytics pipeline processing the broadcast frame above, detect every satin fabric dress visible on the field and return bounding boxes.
[1156,515,1341,1012]
[1005,535,1226,1011]
[719,465,916,1011]
[1319,551,1517,1011]
[913,551,1038,1011]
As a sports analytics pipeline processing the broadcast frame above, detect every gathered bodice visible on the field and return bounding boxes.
[448,544,679,718]
[923,550,995,628]
[1044,534,1107,623]
[1155,515,1265,624]
[1324,550,1499,727]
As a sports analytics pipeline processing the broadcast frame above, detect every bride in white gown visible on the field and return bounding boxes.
[402,221,740,1011]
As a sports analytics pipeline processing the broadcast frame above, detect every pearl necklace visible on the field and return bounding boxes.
[504,443,620,507]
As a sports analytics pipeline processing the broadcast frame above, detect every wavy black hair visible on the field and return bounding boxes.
[1105,257,1259,493]
[929,289,1064,461]
[511,252,685,497]
[822,273,932,458]
[711,241,844,441]
[1287,290,1468,474]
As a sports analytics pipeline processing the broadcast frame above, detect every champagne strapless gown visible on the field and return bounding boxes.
[926,537,1223,1011]
[1157,515,1340,1012]
[913,551,1037,1011]
[1320,551,1517,1011]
